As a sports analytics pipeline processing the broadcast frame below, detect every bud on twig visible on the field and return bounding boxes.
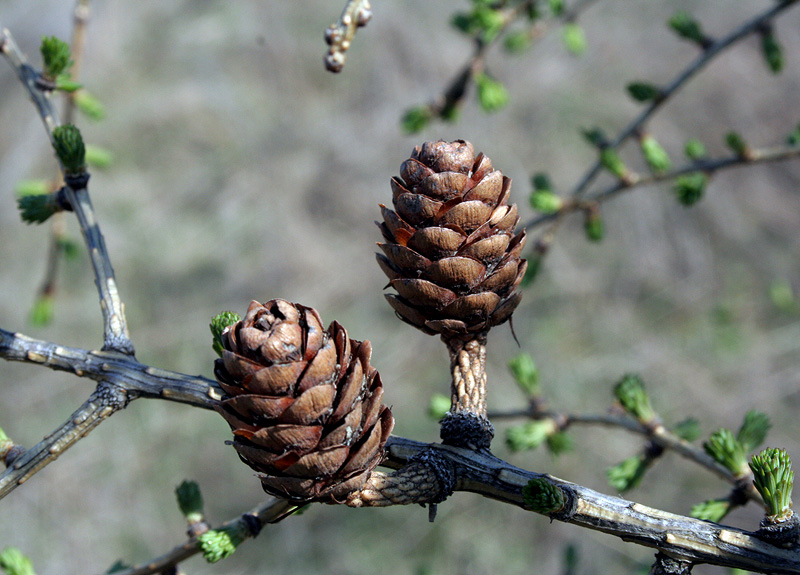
[52,124,86,176]
[0,547,35,575]
[523,477,566,513]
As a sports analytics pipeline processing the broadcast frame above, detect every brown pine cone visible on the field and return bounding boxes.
[377,140,526,337]
[214,299,394,504]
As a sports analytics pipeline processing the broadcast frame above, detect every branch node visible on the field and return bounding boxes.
[439,411,494,450]
[409,447,457,504]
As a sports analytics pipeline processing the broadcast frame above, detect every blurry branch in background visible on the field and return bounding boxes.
[323,0,373,72]
[30,0,92,327]
[401,0,600,134]
[0,27,132,354]
[519,0,800,275]
[523,143,800,231]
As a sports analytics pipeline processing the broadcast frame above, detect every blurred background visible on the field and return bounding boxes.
[1,1,799,573]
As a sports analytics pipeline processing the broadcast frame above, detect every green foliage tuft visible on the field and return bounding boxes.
[769,278,796,313]
[29,295,54,327]
[58,237,80,261]
[788,123,800,146]
[0,427,9,445]
[750,448,794,519]
[690,498,731,523]
[724,132,748,157]
[583,207,604,242]
[684,138,708,161]
[17,193,57,225]
[197,525,247,563]
[401,106,433,134]
[475,72,509,112]
[626,82,661,103]
[176,480,205,522]
[613,374,655,423]
[74,90,107,121]
[582,127,608,148]
[428,393,451,421]
[737,411,771,453]
[210,311,241,357]
[640,135,671,173]
[531,172,553,193]
[668,11,707,46]
[508,353,540,396]
[548,0,565,17]
[85,145,114,169]
[39,36,72,79]
[607,455,648,492]
[54,76,81,92]
[672,418,701,442]
[529,189,562,214]
[0,547,35,575]
[561,23,586,56]
[523,477,566,512]
[546,431,573,456]
[506,419,556,452]
[15,179,50,197]
[704,428,748,477]
[600,149,627,179]
[451,6,505,42]
[673,173,707,207]
[52,124,86,175]
[761,29,784,74]
[503,30,531,54]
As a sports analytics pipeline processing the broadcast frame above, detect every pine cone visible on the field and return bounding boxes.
[377,140,526,337]
[214,300,394,503]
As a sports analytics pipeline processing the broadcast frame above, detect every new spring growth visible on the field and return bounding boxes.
[760,25,784,74]
[0,547,35,575]
[607,455,649,492]
[613,374,656,424]
[210,311,241,357]
[673,173,707,207]
[52,125,86,176]
[475,72,509,113]
[428,393,451,421]
[523,477,566,513]
[197,524,248,563]
[640,135,671,174]
[401,106,433,135]
[584,204,604,243]
[529,173,562,214]
[626,82,661,103]
[724,132,749,158]
[684,138,708,161]
[750,448,794,521]
[506,419,557,452]
[508,353,540,396]
[175,480,205,524]
[561,23,586,56]
[737,411,771,453]
[39,36,72,80]
[704,429,749,478]
[691,498,732,523]
[668,11,711,48]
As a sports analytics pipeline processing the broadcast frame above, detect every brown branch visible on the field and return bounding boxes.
[2,328,797,572]
[569,0,800,199]
[0,383,129,499]
[489,404,762,503]
[1,26,134,355]
[323,0,372,72]
[107,497,294,575]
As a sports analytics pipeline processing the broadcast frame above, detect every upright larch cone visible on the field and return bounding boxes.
[214,300,394,503]
[377,140,527,337]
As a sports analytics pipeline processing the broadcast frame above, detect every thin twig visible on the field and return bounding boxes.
[523,143,800,229]
[569,0,799,199]
[424,0,599,122]
[2,328,797,572]
[1,26,134,355]
[0,383,129,499]
[107,498,294,575]
[324,0,372,72]
[35,0,92,321]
